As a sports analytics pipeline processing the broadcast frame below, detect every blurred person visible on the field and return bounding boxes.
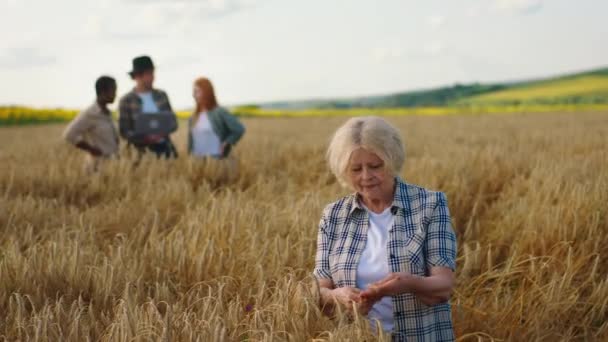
[118,55,178,159]
[313,116,457,341]
[187,77,245,159]
[63,76,119,173]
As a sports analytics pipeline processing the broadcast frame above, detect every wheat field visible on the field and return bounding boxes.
[1,111,607,341]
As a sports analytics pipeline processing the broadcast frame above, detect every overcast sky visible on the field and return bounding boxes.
[1,0,607,109]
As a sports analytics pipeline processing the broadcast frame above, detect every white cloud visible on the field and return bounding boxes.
[0,48,56,69]
[83,14,103,36]
[122,0,257,18]
[426,15,445,29]
[84,0,261,40]
[372,39,445,63]
[372,46,405,62]
[465,5,482,18]
[467,1,543,17]
[496,0,543,13]
[423,41,444,57]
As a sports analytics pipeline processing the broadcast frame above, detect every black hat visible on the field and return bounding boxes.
[129,55,155,76]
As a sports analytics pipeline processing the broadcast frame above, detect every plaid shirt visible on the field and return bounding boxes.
[313,177,457,341]
[118,88,173,145]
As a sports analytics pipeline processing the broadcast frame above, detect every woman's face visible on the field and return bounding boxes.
[193,85,204,104]
[347,148,394,202]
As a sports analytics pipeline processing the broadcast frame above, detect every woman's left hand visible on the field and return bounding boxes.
[220,142,229,156]
[360,272,411,302]
[360,268,455,306]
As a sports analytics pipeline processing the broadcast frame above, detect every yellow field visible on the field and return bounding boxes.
[463,76,608,103]
[1,112,608,341]
[234,104,608,117]
[3,104,608,126]
[0,107,192,125]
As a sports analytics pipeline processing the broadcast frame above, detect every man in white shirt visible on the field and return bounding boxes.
[118,55,178,159]
[63,76,119,172]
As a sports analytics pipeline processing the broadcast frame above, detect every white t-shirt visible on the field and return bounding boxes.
[137,92,159,114]
[356,205,395,333]
[191,113,222,157]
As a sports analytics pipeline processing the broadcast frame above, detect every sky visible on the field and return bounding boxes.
[1,0,607,109]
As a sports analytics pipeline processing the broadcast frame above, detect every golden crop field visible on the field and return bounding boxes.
[1,111,607,341]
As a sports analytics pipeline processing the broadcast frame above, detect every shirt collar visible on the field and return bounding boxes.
[349,176,407,215]
[91,101,110,116]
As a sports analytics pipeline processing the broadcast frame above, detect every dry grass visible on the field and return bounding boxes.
[1,112,607,341]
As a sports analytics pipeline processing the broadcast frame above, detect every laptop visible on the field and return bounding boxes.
[133,111,178,136]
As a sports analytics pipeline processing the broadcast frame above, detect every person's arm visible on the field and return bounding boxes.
[361,192,457,306]
[313,213,376,316]
[63,113,102,156]
[361,267,454,306]
[74,141,103,156]
[157,90,177,141]
[159,90,173,112]
[118,96,135,141]
[314,213,338,313]
[219,109,245,153]
[187,117,193,155]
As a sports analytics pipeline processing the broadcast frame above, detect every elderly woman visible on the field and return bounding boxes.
[313,116,457,341]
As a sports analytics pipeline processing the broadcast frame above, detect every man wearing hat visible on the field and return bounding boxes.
[118,55,178,159]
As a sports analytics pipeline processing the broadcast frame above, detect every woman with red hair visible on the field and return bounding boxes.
[188,77,245,158]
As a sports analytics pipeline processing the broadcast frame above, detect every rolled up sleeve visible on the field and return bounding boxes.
[62,112,90,145]
[426,192,457,271]
[313,215,333,280]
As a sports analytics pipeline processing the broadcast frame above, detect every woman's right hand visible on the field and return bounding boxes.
[330,287,361,309]
[318,280,378,316]
[329,287,378,316]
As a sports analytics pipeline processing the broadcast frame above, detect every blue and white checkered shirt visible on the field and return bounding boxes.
[313,177,457,341]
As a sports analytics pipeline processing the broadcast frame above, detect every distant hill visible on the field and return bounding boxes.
[459,68,608,106]
[256,66,608,109]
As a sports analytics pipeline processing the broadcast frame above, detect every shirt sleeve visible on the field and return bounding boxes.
[161,90,173,111]
[62,112,91,145]
[187,116,193,154]
[426,192,457,271]
[313,212,333,280]
[118,96,134,140]
[220,109,245,146]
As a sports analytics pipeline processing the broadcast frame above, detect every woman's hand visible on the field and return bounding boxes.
[330,287,361,309]
[220,142,229,156]
[360,273,411,302]
[317,279,382,317]
[332,287,382,316]
[323,287,376,314]
[356,297,378,316]
[360,268,455,306]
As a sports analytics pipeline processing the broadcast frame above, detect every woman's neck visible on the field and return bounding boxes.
[359,179,396,214]
[198,104,214,113]
[360,193,394,214]
[363,199,390,214]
